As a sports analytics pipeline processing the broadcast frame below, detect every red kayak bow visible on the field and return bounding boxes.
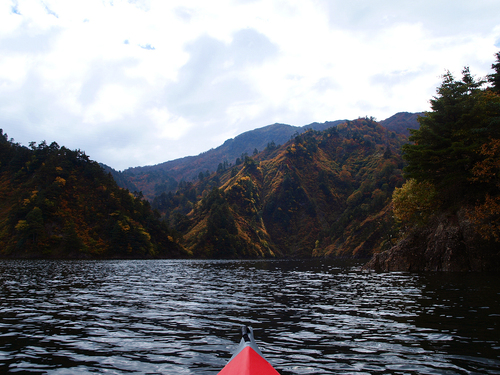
[218,326,280,375]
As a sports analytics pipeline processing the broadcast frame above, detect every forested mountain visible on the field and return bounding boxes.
[113,114,419,201]
[4,50,498,265]
[119,120,346,200]
[153,118,408,258]
[0,133,187,259]
[0,112,419,260]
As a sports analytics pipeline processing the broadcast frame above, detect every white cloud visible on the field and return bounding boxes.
[0,0,499,170]
[147,107,192,140]
[83,84,139,123]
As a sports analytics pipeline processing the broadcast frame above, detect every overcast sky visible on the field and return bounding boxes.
[1,0,499,170]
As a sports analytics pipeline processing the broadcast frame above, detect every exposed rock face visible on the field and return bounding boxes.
[364,209,500,272]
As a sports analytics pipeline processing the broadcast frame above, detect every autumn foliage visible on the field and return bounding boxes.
[392,179,440,226]
[152,118,407,258]
[397,52,500,243]
[468,138,500,241]
[0,133,186,259]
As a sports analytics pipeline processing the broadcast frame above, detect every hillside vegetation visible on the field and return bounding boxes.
[153,118,408,258]
[115,121,346,200]
[366,54,500,271]
[111,116,417,201]
[2,48,498,266]
[0,134,186,259]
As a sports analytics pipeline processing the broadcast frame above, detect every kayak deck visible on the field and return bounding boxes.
[218,326,280,375]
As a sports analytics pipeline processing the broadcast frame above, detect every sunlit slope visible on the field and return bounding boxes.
[156,118,407,258]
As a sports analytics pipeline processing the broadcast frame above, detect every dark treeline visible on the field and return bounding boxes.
[0,134,186,259]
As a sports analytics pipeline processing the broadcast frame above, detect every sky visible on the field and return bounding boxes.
[1,1,500,171]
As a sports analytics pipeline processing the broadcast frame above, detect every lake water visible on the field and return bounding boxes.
[0,259,499,374]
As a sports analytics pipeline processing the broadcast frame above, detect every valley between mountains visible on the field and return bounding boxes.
[104,112,420,259]
[2,103,499,271]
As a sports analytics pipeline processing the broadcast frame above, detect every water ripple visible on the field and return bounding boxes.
[1,259,499,374]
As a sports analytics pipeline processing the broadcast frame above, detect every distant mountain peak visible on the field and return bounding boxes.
[112,112,421,200]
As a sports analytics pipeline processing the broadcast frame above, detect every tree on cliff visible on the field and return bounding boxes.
[402,67,499,205]
[396,53,500,241]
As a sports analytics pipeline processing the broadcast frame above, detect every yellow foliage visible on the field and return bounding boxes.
[15,220,29,232]
[392,179,440,224]
[118,220,130,232]
[137,226,151,241]
[23,190,39,207]
[55,176,66,187]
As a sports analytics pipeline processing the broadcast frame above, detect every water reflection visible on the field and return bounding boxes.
[0,259,499,374]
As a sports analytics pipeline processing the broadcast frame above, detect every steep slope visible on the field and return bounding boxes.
[112,114,418,201]
[119,120,346,200]
[154,118,407,258]
[0,132,186,259]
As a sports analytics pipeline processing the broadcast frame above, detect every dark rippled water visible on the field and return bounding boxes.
[1,259,499,374]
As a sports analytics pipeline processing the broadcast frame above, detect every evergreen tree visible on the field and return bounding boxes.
[488,51,500,93]
[402,68,497,203]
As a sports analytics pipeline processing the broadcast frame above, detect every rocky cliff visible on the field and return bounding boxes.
[364,209,500,272]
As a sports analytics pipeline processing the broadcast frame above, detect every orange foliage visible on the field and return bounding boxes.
[469,138,500,241]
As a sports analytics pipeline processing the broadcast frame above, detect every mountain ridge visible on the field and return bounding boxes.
[110,112,421,200]
[154,117,409,258]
